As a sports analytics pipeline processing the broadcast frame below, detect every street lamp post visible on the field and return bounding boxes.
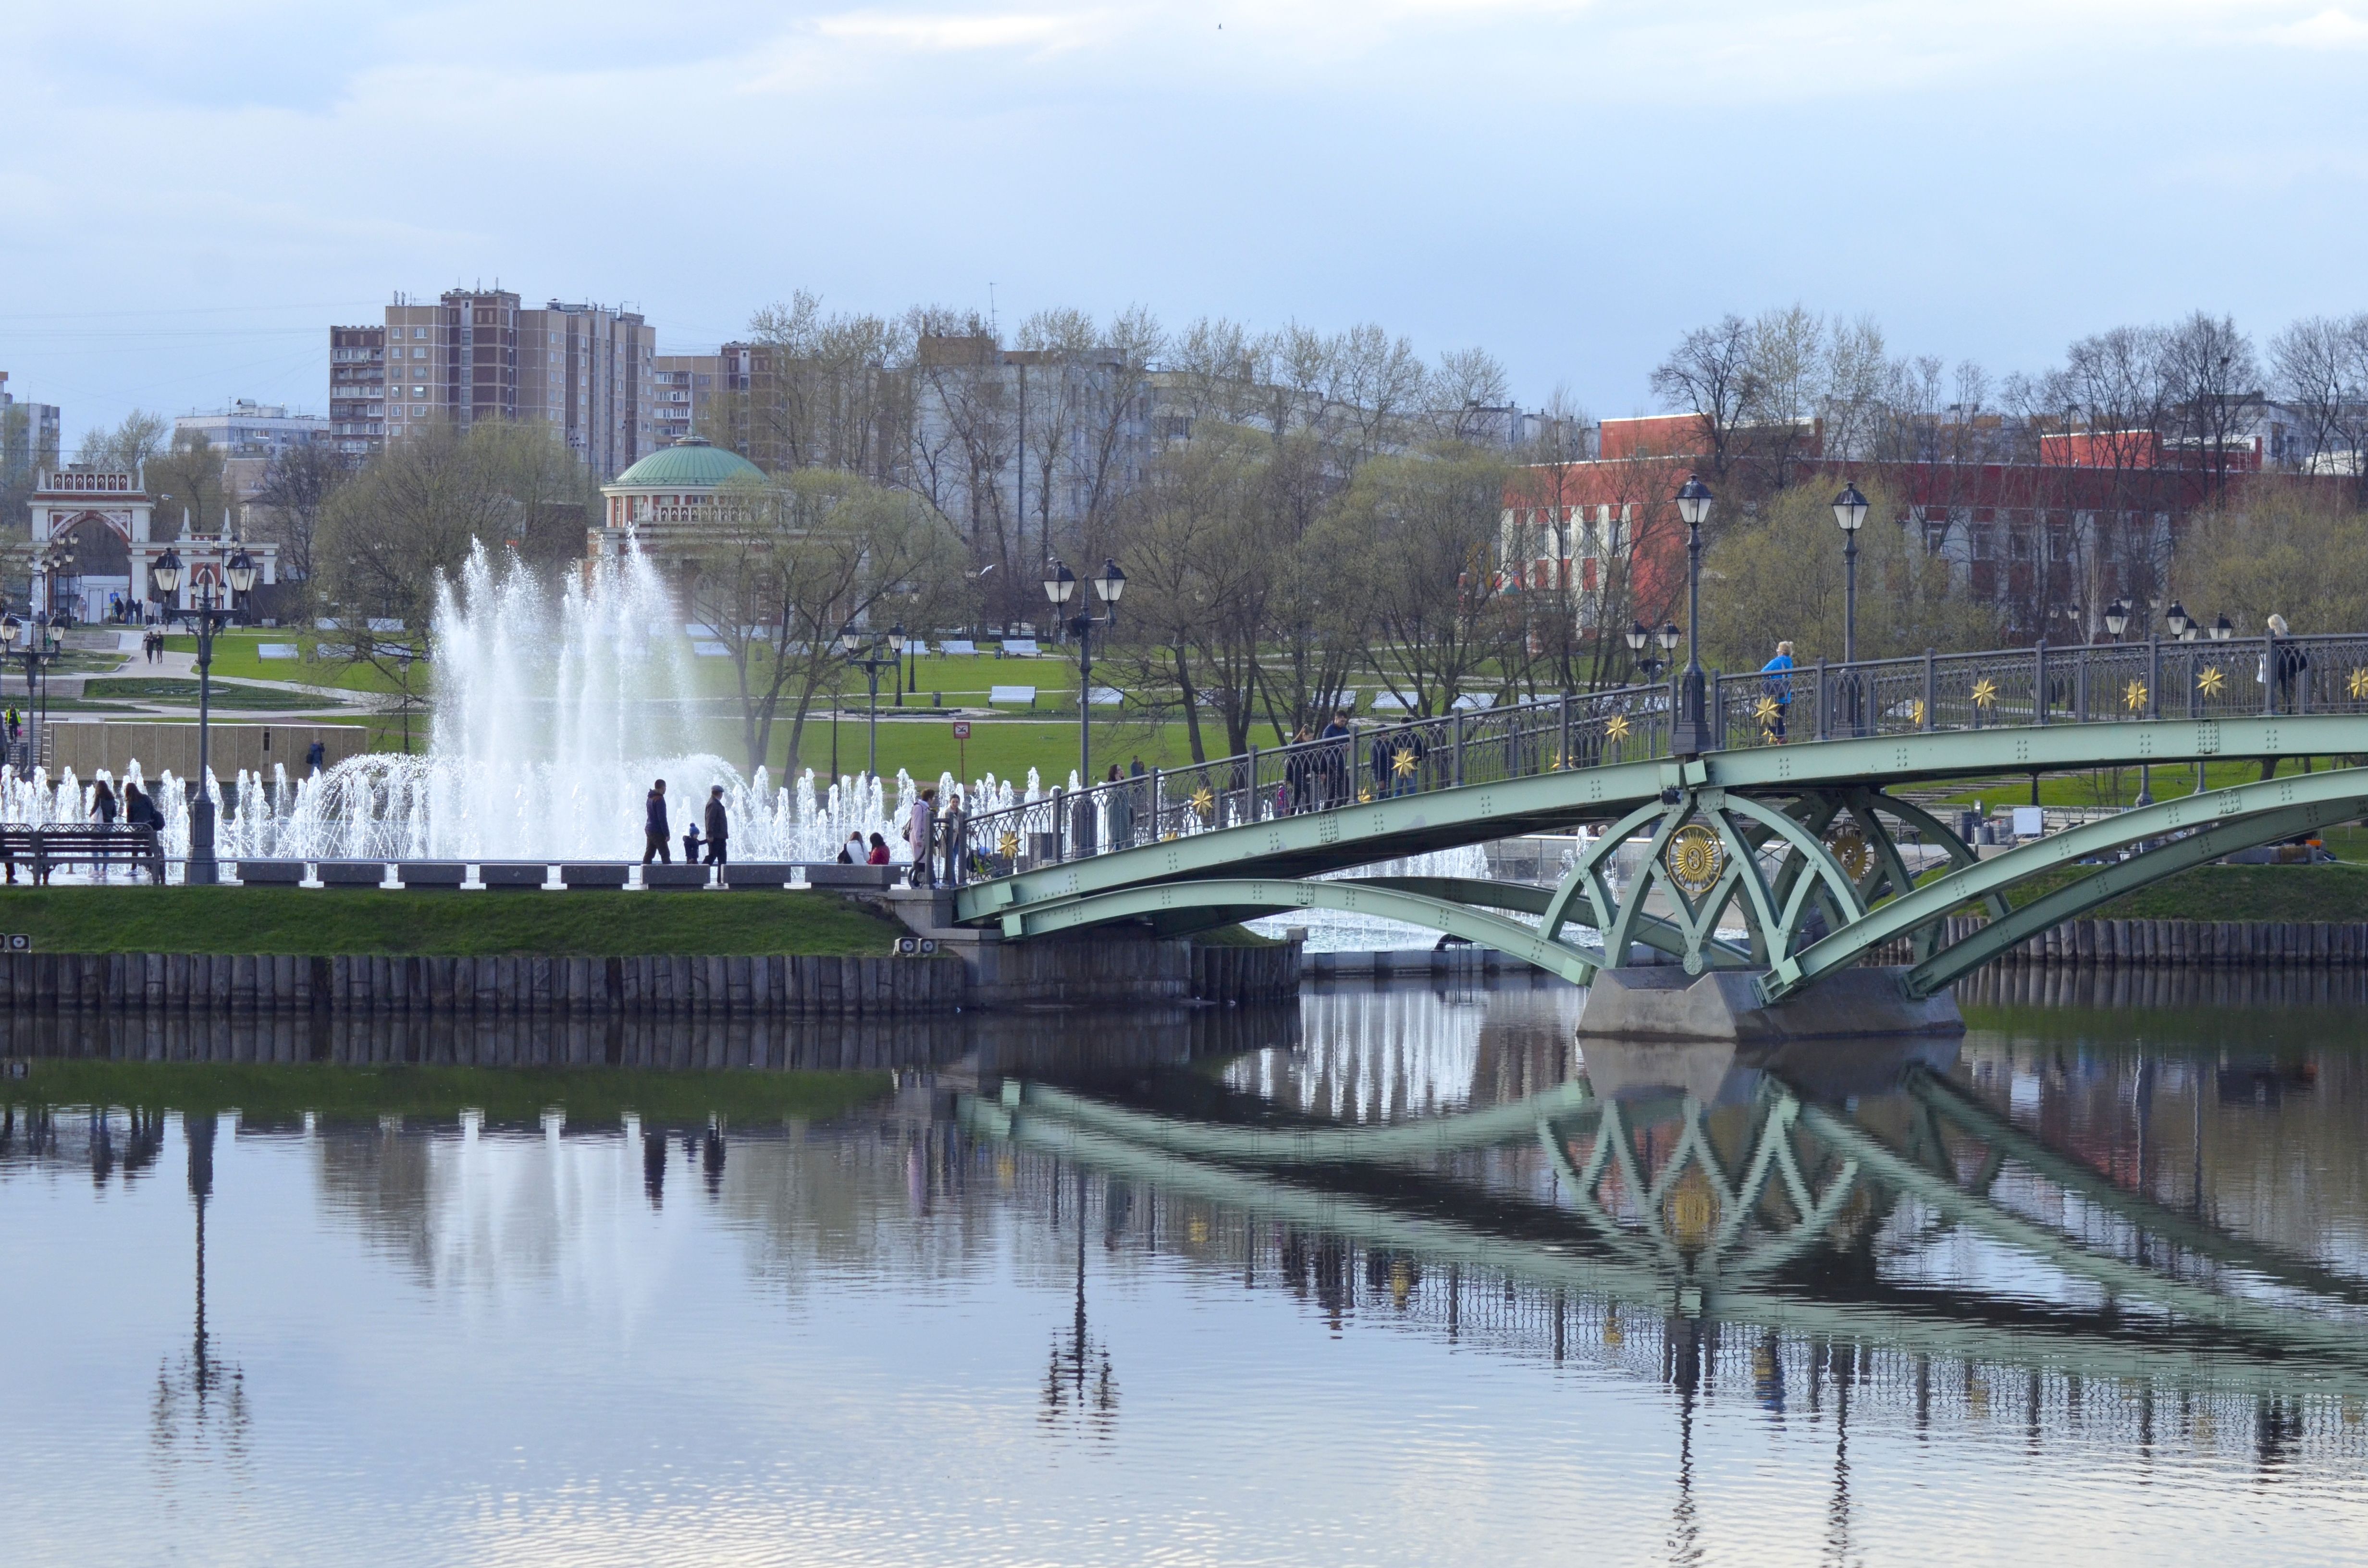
[0,612,63,770]
[1831,482,1868,665]
[1673,474,1715,756]
[1625,619,1683,681]
[836,622,905,779]
[1044,557,1126,784]
[150,546,257,885]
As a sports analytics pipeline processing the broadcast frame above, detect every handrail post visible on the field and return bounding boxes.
[1815,659,1828,741]
[1053,786,1066,863]
[1151,767,1164,838]
[1711,671,1725,749]
[2264,633,2277,715]
[1922,648,1936,731]
[2147,634,2160,719]
[1245,742,1259,823]
[1559,691,1572,770]
[2034,639,2047,726]
[1452,712,1465,786]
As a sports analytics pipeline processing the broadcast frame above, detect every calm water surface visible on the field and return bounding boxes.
[5,970,2368,1566]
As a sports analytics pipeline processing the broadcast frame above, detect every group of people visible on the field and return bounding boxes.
[638,777,966,889]
[138,629,169,664]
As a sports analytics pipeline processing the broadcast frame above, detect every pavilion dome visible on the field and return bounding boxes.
[609,437,764,490]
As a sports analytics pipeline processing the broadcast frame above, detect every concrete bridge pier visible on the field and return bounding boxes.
[1575,966,1963,1043]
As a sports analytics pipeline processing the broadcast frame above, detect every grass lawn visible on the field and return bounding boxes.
[161,630,402,693]
[84,677,333,711]
[1931,758,2368,812]
[4,1058,892,1126]
[0,886,907,956]
[1946,862,2368,923]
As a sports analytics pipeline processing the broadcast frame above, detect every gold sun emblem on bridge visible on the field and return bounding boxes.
[2351,668,2368,700]
[1357,786,1373,803]
[2198,665,2226,697]
[1664,822,1726,898]
[1604,713,1631,743]
[1751,693,1781,734]
[1391,746,1418,778]
[1826,825,1872,881]
[1189,785,1215,819]
[997,831,1019,860]
[1908,698,1926,727]
[1971,677,1998,709]
[2123,678,2149,712]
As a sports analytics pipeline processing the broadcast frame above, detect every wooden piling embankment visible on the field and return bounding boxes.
[1865,915,2368,968]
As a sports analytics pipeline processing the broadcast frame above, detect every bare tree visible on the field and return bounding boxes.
[2159,311,2260,500]
[74,411,169,475]
[687,470,962,772]
[247,441,347,587]
[1650,315,1757,484]
[2268,314,2368,504]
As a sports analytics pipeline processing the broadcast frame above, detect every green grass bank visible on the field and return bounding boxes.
[0,886,906,957]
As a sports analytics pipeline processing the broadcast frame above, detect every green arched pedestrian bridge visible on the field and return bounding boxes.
[952,633,2368,1003]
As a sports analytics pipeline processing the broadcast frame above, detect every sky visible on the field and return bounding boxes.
[4,0,2365,449]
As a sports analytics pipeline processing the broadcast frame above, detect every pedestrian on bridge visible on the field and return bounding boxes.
[943,788,968,886]
[1320,709,1353,808]
[1103,766,1134,850]
[2267,614,2310,713]
[1285,728,1316,814]
[1760,641,1796,741]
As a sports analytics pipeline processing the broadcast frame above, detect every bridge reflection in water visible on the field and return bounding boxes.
[957,981,2368,1496]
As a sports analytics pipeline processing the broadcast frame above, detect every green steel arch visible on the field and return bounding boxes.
[952,664,2368,994]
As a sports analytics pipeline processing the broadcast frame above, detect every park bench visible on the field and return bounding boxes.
[998,639,1040,657]
[938,639,977,656]
[397,862,466,889]
[989,685,1037,709]
[316,860,389,889]
[722,861,799,891]
[0,823,164,885]
[801,862,895,889]
[560,863,631,890]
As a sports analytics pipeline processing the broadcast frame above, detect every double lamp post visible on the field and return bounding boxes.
[1044,557,1126,784]
[150,545,258,885]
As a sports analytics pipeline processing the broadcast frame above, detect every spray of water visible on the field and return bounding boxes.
[0,542,1036,864]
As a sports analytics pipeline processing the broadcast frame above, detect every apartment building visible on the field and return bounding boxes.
[651,353,725,447]
[2,370,64,479]
[174,399,330,502]
[331,289,660,477]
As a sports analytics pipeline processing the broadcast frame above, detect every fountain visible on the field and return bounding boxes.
[0,542,1036,870]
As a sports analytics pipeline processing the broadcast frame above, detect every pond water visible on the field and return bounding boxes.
[5,970,2368,1566]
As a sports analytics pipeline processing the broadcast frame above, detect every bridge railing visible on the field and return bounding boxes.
[952,633,2368,882]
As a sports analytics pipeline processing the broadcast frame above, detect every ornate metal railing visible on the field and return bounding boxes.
[950,633,2368,883]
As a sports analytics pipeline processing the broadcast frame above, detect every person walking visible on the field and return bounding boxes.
[942,788,968,887]
[306,739,326,773]
[90,778,118,883]
[906,785,936,887]
[1319,708,1353,808]
[703,785,730,868]
[2267,613,2309,713]
[643,779,671,863]
[1104,765,1134,849]
[1759,640,1796,742]
[1284,728,1315,814]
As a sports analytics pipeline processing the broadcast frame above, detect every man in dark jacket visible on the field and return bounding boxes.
[644,780,670,863]
[703,785,729,866]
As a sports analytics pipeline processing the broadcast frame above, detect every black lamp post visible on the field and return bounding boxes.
[2166,601,2193,642]
[1045,556,1125,784]
[0,611,63,769]
[151,545,257,884]
[1831,481,1868,665]
[836,622,905,780]
[1673,474,1715,756]
[2211,613,2233,642]
[1627,619,1683,680]
[2104,597,2131,641]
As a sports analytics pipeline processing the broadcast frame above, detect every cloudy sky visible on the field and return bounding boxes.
[4,0,2362,445]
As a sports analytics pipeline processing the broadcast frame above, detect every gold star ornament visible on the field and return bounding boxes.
[2350,668,2368,700]
[1189,786,1215,819]
[1391,746,1418,778]
[1604,713,1631,743]
[1971,677,1998,709]
[2123,679,2148,712]
[2198,665,2225,697]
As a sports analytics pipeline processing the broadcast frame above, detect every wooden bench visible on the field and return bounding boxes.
[0,823,165,885]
